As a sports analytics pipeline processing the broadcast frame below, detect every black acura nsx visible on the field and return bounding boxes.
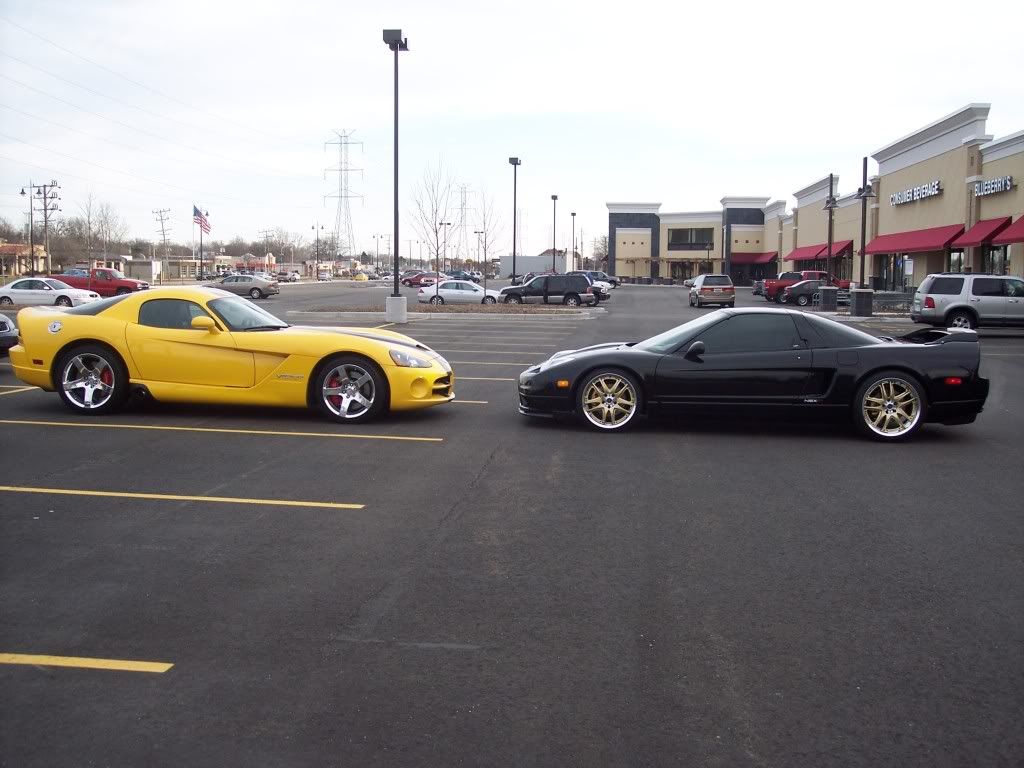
[517,309,989,440]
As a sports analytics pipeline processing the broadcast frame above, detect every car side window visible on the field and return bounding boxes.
[11,280,31,290]
[440,282,456,290]
[548,276,568,293]
[926,277,964,295]
[971,278,1002,297]
[1005,279,1024,298]
[139,299,211,330]
[530,276,547,291]
[696,314,802,354]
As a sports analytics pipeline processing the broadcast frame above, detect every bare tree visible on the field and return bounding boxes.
[95,202,128,259]
[592,235,609,269]
[476,188,504,279]
[411,159,454,271]
[79,193,96,259]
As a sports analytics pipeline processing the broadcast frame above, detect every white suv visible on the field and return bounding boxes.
[911,273,1024,329]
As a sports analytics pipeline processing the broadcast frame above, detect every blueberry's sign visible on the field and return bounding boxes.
[974,176,1014,198]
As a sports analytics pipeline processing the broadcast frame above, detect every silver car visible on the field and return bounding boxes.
[206,274,280,299]
[0,277,101,307]
[911,273,1024,329]
[688,274,735,308]
[418,279,501,305]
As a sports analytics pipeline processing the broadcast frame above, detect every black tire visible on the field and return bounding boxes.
[688,294,695,307]
[430,295,444,305]
[54,343,129,416]
[852,369,927,441]
[482,296,496,305]
[945,309,976,330]
[563,293,581,307]
[796,294,810,306]
[313,354,389,423]
[55,295,73,307]
[774,292,785,304]
[0,296,12,305]
[115,288,132,296]
[249,288,263,299]
[577,368,642,432]
[402,280,411,287]
[505,294,522,304]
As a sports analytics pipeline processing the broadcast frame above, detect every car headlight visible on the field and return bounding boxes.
[389,349,433,368]
[539,355,575,372]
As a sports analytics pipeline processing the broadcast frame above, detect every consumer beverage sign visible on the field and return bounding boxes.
[974,176,1014,197]
[890,180,942,206]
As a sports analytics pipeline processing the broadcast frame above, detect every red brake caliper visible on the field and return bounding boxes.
[100,368,113,387]
[327,375,342,409]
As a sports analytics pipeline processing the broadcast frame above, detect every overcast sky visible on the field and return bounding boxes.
[1,0,1022,259]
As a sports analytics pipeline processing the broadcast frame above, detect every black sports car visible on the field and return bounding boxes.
[517,308,989,440]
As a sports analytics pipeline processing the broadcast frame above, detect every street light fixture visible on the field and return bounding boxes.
[551,194,558,271]
[383,28,409,321]
[854,157,876,288]
[509,157,520,280]
[822,173,838,279]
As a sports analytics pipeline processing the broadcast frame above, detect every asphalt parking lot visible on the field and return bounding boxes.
[1,284,1022,767]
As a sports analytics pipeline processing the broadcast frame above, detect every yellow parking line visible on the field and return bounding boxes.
[0,419,442,443]
[0,386,36,396]
[0,652,173,674]
[451,360,534,366]
[374,322,395,329]
[452,399,488,404]
[457,376,515,381]
[0,485,364,510]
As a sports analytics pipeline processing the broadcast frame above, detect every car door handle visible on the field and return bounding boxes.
[969,298,981,303]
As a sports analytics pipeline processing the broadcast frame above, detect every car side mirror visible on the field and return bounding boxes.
[191,315,218,332]
[684,340,705,359]
[42,284,53,290]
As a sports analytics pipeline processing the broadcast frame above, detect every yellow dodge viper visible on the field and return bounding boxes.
[9,287,454,422]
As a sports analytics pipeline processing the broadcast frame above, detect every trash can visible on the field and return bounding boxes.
[850,288,873,317]
[819,285,839,312]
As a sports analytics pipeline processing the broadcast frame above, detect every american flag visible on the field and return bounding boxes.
[193,205,211,234]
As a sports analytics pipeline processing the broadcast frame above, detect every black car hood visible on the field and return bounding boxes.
[549,341,631,359]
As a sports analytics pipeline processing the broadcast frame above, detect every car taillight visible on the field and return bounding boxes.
[724,286,734,293]
[924,296,935,309]
[585,286,593,293]
[945,377,963,386]
[701,287,712,293]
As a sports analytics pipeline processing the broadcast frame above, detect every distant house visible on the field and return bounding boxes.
[0,242,47,276]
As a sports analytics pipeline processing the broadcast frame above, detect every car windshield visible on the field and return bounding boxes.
[44,279,73,289]
[208,296,288,331]
[634,313,725,354]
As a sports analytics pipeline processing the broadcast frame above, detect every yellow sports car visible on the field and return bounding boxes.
[9,287,454,422]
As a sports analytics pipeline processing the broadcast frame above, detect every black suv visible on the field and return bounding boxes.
[500,274,598,306]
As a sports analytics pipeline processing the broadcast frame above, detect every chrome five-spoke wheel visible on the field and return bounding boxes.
[580,372,639,430]
[861,377,921,438]
[322,362,376,419]
[62,353,115,410]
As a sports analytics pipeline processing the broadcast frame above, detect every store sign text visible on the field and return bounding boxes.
[974,176,1014,197]
[890,180,942,206]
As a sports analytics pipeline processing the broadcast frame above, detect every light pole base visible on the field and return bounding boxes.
[385,295,408,323]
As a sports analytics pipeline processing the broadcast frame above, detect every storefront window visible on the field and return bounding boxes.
[948,250,965,273]
[983,246,1009,275]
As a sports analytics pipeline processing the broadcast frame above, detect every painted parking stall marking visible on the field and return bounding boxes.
[0,485,364,510]
[0,653,173,674]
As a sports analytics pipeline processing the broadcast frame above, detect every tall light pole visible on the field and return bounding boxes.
[551,194,558,271]
[19,182,34,275]
[311,223,323,278]
[509,157,520,279]
[571,211,576,271]
[855,157,875,288]
[823,173,837,278]
[383,29,409,320]
[438,221,451,299]
[474,229,483,274]
[373,234,381,272]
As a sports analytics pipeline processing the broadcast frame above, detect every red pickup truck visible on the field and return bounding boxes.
[764,270,850,303]
[49,267,149,297]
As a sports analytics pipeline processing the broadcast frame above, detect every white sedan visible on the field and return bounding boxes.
[0,278,101,307]
[418,279,501,305]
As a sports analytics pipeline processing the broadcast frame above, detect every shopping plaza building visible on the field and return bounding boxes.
[607,104,1024,289]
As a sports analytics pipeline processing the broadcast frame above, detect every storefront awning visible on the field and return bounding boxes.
[992,215,1024,245]
[730,251,777,264]
[951,217,1012,248]
[786,244,826,261]
[823,239,853,257]
[864,224,964,255]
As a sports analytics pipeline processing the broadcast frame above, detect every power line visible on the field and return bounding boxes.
[0,14,292,145]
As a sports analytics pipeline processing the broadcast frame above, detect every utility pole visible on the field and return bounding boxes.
[455,183,472,268]
[153,208,171,264]
[21,180,60,273]
[325,129,363,260]
[258,228,273,273]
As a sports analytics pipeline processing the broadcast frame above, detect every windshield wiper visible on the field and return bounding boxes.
[241,325,287,331]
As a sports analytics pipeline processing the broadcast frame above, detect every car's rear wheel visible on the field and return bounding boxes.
[505,295,522,304]
[564,294,581,307]
[854,370,926,441]
[430,295,444,305]
[115,288,131,296]
[315,355,388,423]
[0,296,11,305]
[578,369,641,431]
[55,344,129,415]
[796,294,810,306]
[249,288,263,299]
[774,292,785,304]
[482,296,496,304]
[55,296,73,307]
[946,310,976,330]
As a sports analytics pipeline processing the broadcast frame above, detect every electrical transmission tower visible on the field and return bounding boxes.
[152,208,171,262]
[325,129,362,260]
[455,183,472,267]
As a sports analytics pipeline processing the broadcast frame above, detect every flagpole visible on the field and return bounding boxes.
[199,213,203,280]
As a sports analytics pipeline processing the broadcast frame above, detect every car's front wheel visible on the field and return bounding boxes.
[115,288,132,296]
[482,296,496,304]
[796,294,810,306]
[430,295,444,305]
[314,355,388,423]
[55,344,129,415]
[55,296,73,307]
[578,369,642,432]
[505,295,522,304]
[0,296,11,305]
[774,293,785,304]
[249,288,263,299]
[854,370,926,441]
[563,294,581,307]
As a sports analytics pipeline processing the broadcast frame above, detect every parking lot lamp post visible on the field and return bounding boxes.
[571,211,576,271]
[438,221,451,299]
[551,195,558,271]
[474,229,483,275]
[509,157,520,279]
[311,224,323,277]
[383,30,408,320]
[823,173,838,279]
[19,182,34,275]
[854,158,875,287]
